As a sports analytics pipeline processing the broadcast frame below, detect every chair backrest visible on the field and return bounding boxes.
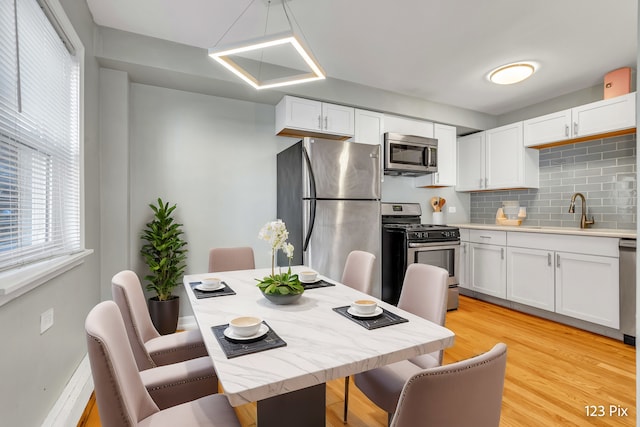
[397,263,448,327]
[86,301,160,427]
[208,247,256,273]
[390,343,507,427]
[341,250,376,294]
[112,270,159,370]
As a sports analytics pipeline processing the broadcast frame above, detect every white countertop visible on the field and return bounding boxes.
[452,223,636,239]
[183,266,455,406]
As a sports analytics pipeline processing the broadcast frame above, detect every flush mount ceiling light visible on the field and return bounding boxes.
[208,0,325,90]
[488,62,537,85]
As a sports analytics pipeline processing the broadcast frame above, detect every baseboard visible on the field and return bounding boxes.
[178,314,197,331]
[42,354,94,427]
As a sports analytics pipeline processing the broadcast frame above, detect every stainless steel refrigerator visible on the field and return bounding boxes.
[277,137,382,297]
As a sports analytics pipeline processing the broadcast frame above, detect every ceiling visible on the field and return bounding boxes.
[86,0,638,116]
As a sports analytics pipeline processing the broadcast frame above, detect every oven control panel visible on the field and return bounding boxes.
[407,229,460,242]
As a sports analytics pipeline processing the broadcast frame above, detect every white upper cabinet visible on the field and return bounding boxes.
[456,132,485,191]
[353,109,384,146]
[523,109,573,147]
[523,92,636,147]
[456,123,538,191]
[383,114,434,137]
[275,96,355,139]
[414,123,457,187]
[485,122,538,189]
[572,92,636,138]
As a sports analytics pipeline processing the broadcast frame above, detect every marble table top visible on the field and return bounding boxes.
[183,266,455,406]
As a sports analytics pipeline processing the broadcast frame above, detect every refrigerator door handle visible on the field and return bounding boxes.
[304,199,316,252]
[302,146,316,199]
[302,145,317,252]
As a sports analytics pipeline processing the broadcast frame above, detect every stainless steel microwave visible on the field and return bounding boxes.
[383,132,438,176]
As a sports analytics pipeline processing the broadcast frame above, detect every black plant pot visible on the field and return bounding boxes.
[148,296,180,335]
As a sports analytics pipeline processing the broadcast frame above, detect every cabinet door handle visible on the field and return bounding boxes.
[500,248,504,260]
[324,115,328,129]
[317,115,322,129]
[485,177,488,188]
[479,178,483,188]
[556,253,560,267]
[463,243,467,254]
[548,252,552,266]
[564,124,569,137]
[479,235,491,239]
[573,122,578,136]
[435,172,439,184]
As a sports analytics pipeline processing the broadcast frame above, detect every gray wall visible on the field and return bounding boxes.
[127,84,288,316]
[382,176,470,224]
[0,1,102,426]
[470,134,637,229]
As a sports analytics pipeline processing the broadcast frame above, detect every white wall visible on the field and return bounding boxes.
[125,84,290,315]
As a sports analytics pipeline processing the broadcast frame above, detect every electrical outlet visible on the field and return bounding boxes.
[448,206,457,213]
[40,308,54,334]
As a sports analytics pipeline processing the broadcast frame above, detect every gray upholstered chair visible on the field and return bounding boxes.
[86,301,240,427]
[111,270,208,369]
[111,270,218,409]
[352,263,449,423]
[390,343,508,427]
[208,246,255,273]
[341,250,376,294]
[341,250,376,421]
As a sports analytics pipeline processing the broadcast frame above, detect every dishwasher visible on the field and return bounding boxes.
[619,239,636,346]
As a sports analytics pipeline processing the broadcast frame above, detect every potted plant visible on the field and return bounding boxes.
[256,220,304,304]
[140,197,188,334]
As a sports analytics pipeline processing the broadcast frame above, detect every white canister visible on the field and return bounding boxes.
[432,211,444,225]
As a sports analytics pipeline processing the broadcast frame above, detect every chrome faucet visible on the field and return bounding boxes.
[568,192,595,228]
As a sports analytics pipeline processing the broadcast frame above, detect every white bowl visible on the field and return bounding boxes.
[200,277,222,289]
[299,270,318,282]
[351,299,377,315]
[229,316,262,337]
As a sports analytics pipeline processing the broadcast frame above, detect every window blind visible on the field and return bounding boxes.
[0,0,80,270]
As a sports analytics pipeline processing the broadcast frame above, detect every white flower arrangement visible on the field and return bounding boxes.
[256,220,304,295]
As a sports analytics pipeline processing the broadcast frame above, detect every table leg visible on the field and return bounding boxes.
[256,383,326,427]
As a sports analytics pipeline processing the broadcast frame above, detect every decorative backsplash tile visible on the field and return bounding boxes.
[470,133,636,229]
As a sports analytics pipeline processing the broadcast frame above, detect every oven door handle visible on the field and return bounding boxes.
[408,242,460,248]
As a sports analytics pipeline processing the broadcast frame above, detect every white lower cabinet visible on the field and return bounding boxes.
[505,232,620,329]
[555,251,619,329]
[469,230,507,298]
[506,247,555,311]
[458,229,470,290]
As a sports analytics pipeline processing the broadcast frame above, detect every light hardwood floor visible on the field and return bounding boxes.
[78,296,635,427]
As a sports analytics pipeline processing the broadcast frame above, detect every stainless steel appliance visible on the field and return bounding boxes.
[619,239,635,346]
[384,132,437,176]
[381,202,460,310]
[277,137,382,297]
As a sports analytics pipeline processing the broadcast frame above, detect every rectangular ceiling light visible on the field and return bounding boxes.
[208,31,325,90]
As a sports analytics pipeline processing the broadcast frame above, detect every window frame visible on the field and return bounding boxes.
[0,0,92,307]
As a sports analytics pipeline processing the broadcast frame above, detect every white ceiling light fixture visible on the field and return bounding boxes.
[488,62,537,85]
[208,0,325,90]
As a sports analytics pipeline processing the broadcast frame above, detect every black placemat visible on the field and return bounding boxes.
[211,321,287,359]
[333,306,409,330]
[189,281,236,299]
[301,279,336,290]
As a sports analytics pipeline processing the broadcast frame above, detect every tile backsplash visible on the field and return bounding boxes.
[470,133,636,229]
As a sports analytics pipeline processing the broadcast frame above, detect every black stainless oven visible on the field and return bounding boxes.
[381,203,460,310]
[384,132,438,176]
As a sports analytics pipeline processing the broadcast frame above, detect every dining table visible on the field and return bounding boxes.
[183,265,455,427]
